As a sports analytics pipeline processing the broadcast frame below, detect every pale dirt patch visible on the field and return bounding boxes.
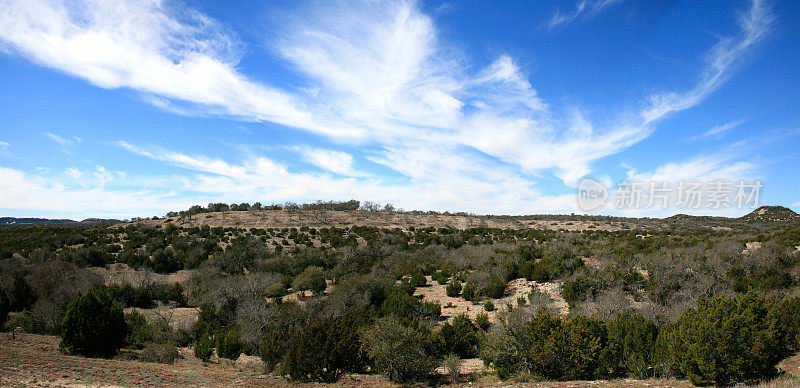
[88,263,192,287]
[124,305,200,331]
[743,241,764,255]
[415,277,569,324]
[583,257,603,271]
[435,358,488,374]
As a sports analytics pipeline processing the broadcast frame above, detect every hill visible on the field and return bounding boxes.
[137,209,651,232]
[740,206,800,223]
[0,217,77,225]
[0,217,120,226]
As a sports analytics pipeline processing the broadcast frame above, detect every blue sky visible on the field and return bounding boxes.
[0,0,798,219]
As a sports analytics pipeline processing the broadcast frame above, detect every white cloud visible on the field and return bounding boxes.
[291,146,366,177]
[0,0,321,134]
[64,167,82,181]
[45,132,81,152]
[641,0,772,125]
[114,142,580,216]
[624,155,756,184]
[0,165,186,219]
[0,0,775,217]
[606,153,761,217]
[3,0,770,184]
[687,119,746,141]
[544,0,627,30]
[0,141,9,148]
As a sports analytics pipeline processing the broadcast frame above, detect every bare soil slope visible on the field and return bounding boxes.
[137,210,635,232]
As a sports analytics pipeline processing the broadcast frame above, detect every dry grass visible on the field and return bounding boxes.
[6,332,781,387]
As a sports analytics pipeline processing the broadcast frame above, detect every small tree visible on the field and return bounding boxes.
[361,316,436,383]
[0,290,9,330]
[259,325,286,372]
[292,266,327,295]
[440,314,479,358]
[485,276,506,299]
[60,287,127,358]
[125,310,154,349]
[10,273,36,312]
[194,334,214,362]
[284,313,367,382]
[433,270,449,285]
[446,280,462,297]
[216,329,243,360]
[475,312,491,331]
[601,311,658,378]
[665,292,784,385]
[410,272,427,287]
[461,283,476,302]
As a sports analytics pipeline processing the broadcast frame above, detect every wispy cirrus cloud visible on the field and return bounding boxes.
[687,119,746,142]
[0,0,775,217]
[543,0,627,31]
[0,0,322,134]
[45,132,81,153]
[641,0,772,125]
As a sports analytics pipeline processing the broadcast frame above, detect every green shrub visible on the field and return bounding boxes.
[480,309,606,381]
[140,342,179,364]
[664,293,784,385]
[292,266,327,295]
[361,316,436,383]
[6,310,45,334]
[475,312,490,331]
[410,272,427,287]
[0,290,10,329]
[60,287,127,358]
[558,315,607,380]
[770,297,800,353]
[396,279,416,296]
[125,310,154,349]
[446,280,462,297]
[166,283,187,306]
[601,311,658,378]
[485,276,506,299]
[215,330,243,360]
[483,301,495,311]
[191,305,224,341]
[284,313,367,382]
[433,270,449,285]
[652,321,680,378]
[461,283,475,301]
[259,325,286,371]
[440,314,479,358]
[380,291,418,319]
[172,329,192,347]
[9,273,36,312]
[194,334,214,362]
[562,274,598,308]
